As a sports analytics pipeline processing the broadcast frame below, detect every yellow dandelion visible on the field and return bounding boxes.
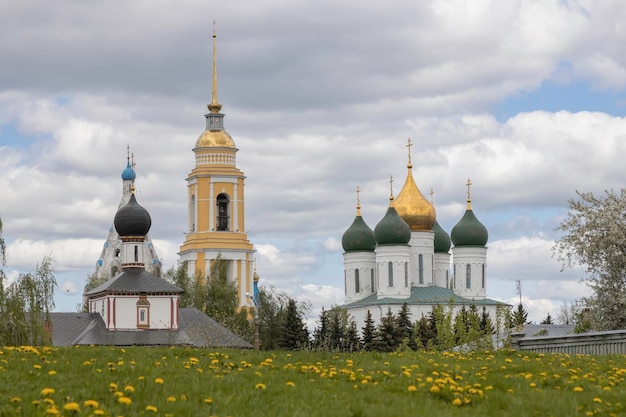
[430,385,440,393]
[41,388,55,396]
[408,385,417,392]
[94,410,104,415]
[63,402,80,412]
[204,398,213,404]
[593,397,603,404]
[452,398,463,406]
[154,377,164,384]
[83,400,99,408]
[48,370,56,376]
[109,382,118,391]
[124,385,135,393]
[286,381,295,387]
[118,396,132,405]
[255,383,266,390]
[46,406,59,415]
[145,405,158,412]
[34,364,42,369]
[167,396,177,403]
[573,386,584,392]
[10,397,21,403]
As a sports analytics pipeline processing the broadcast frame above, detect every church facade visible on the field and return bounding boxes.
[341,142,503,326]
[178,28,256,307]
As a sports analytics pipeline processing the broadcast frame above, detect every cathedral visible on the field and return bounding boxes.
[341,141,503,326]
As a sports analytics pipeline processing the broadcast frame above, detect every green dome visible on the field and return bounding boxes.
[342,215,376,252]
[432,219,451,252]
[374,206,411,245]
[451,209,488,247]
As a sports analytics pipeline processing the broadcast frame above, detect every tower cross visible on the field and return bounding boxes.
[466,178,472,209]
[406,138,413,166]
[430,187,434,204]
[389,175,394,201]
[356,185,361,215]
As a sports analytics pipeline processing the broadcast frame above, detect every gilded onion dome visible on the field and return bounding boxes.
[450,179,488,247]
[374,179,411,245]
[393,139,436,231]
[195,24,236,150]
[342,187,376,252]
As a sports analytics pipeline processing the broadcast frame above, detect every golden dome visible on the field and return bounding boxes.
[195,130,236,149]
[393,166,436,231]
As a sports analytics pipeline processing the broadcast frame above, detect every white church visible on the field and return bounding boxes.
[341,141,504,326]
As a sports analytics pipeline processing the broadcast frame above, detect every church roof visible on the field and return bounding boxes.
[342,286,504,309]
[48,309,253,348]
[374,205,411,245]
[114,194,152,237]
[85,269,183,296]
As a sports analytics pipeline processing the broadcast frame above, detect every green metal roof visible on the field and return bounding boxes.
[343,286,506,309]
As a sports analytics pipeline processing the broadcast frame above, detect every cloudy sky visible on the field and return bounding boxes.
[2,0,625,325]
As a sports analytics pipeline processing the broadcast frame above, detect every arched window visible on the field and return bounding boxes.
[388,261,393,287]
[404,262,408,287]
[466,264,471,289]
[482,264,486,289]
[216,193,229,231]
[418,254,424,284]
[355,269,360,293]
[137,295,150,328]
[190,194,196,232]
[370,268,375,292]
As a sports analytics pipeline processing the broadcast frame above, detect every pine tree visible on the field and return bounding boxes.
[361,310,376,351]
[312,307,329,349]
[278,298,309,350]
[540,313,554,325]
[512,303,529,327]
[372,308,398,352]
[395,302,416,350]
[345,321,361,352]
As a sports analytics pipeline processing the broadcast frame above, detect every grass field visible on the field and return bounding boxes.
[0,345,625,416]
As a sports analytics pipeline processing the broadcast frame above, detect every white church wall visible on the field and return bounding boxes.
[343,251,376,302]
[408,231,435,286]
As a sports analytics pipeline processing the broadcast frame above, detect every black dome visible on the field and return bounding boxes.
[114,194,151,236]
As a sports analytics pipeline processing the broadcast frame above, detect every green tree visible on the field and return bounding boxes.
[345,321,361,352]
[312,307,330,349]
[540,313,554,325]
[361,310,376,351]
[372,308,398,352]
[512,303,529,327]
[553,189,626,330]
[278,298,309,350]
[395,302,414,349]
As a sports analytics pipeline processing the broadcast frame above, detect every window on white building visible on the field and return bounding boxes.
[388,261,393,287]
[466,264,471,289]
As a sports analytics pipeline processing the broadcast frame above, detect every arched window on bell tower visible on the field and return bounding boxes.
[216,193,230,231]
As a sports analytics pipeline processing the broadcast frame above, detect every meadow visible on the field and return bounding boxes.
[0,346,625,417]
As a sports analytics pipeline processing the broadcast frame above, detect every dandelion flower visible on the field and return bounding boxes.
[573,386,584,392]
[452,398,463,406]
[145,405,158,412]
[41,388,55,396]
[83,400,99,408]
[204,398,213,404]
[593,397,602,404]
[118,396,132,405]
[63,402,80,412]
[255,383,266,390]
[124,385,135,393]
[167,396,176,403]
[10,397,21,403]
[46,406,59,415]
[408,385,417,392]
[286,381,295,387]
[154,377,164,384]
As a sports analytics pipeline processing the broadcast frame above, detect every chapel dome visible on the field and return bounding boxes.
[342,215,376,252]
[114,194,152,237]
[394,166,436,231]
[432,219,452,252]
[121,161,136,181]
[451,208,488,247]
[195,130,236,149]
[374,204,411,245]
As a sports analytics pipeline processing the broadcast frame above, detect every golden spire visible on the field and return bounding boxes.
[208,20,222,113]
[130,152,135,194]
[389,176,394,203]
[356,185,361,216]
[466,178,472,210]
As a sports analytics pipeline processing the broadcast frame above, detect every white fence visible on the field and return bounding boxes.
[511,329,626,355]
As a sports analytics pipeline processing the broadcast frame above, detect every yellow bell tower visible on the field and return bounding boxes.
[178,25,255,306]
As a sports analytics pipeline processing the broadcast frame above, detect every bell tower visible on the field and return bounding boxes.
[178,25,255,306]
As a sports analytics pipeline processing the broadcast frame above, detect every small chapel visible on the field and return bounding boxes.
[341,140,504,326]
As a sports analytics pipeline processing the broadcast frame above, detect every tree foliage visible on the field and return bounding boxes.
[553,189,626,330]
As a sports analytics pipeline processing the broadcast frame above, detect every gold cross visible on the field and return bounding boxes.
[356,185,361,207]
[430,187,434,204]
[466,178,472,201]
[389,175,394,199]
[406,138,412,165]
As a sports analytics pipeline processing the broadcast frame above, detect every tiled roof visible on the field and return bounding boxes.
[85,269,183,296]
[343,286,506,309]
[49,308,252,349]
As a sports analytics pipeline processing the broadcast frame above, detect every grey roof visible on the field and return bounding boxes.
[85,268,183,296]
[515,324,576,339]
[49,308,252,348]
[343,286,506,309]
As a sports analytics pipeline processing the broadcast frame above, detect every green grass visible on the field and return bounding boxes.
[0,346,625,416]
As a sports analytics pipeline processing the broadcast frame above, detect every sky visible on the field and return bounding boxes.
[2,0,626,326]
